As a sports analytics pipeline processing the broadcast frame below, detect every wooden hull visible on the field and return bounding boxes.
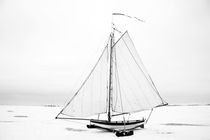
[88,119,145,131]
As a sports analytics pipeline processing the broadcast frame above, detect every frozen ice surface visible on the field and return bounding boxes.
[0,105,210,140]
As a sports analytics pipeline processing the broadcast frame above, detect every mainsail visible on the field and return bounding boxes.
[60,31,166,118]
[61,46,109,117]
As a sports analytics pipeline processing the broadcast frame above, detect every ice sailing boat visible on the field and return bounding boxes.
[56,13,168,137]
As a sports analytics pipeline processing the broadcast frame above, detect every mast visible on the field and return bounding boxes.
[108,30,114,122]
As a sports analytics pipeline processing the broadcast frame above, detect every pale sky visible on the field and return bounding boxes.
[0,0,210,105]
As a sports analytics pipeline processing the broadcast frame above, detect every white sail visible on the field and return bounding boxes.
[60,31,166,118]
[112,31,165,113]
[61,46,109,117]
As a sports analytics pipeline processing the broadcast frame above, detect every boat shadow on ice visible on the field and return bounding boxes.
[142,128,173,135]
[13,115,28,118]
[161,123,210,127]
[154,130,173,135]
[65,127,87,132]
[0,121,15,123]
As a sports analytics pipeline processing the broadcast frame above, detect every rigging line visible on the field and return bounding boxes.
[112,31,128,48]
[56,117,91,121]
[145,108,153,124]
[112,23,122,34]
[58,45,109,116]
[121,36,165,103]
[81,82,84,115]
[99,52,103,115]
[90,67,94,114]
[97,113,100,120]
[112,112,129,117]
[154,103,168,108]
[121,108,152,114]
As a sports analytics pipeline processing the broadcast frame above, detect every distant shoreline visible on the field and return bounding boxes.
[167,103,210,106]
[0,103,210,107]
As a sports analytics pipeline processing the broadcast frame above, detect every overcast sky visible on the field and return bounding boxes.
[0,0,210,105]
